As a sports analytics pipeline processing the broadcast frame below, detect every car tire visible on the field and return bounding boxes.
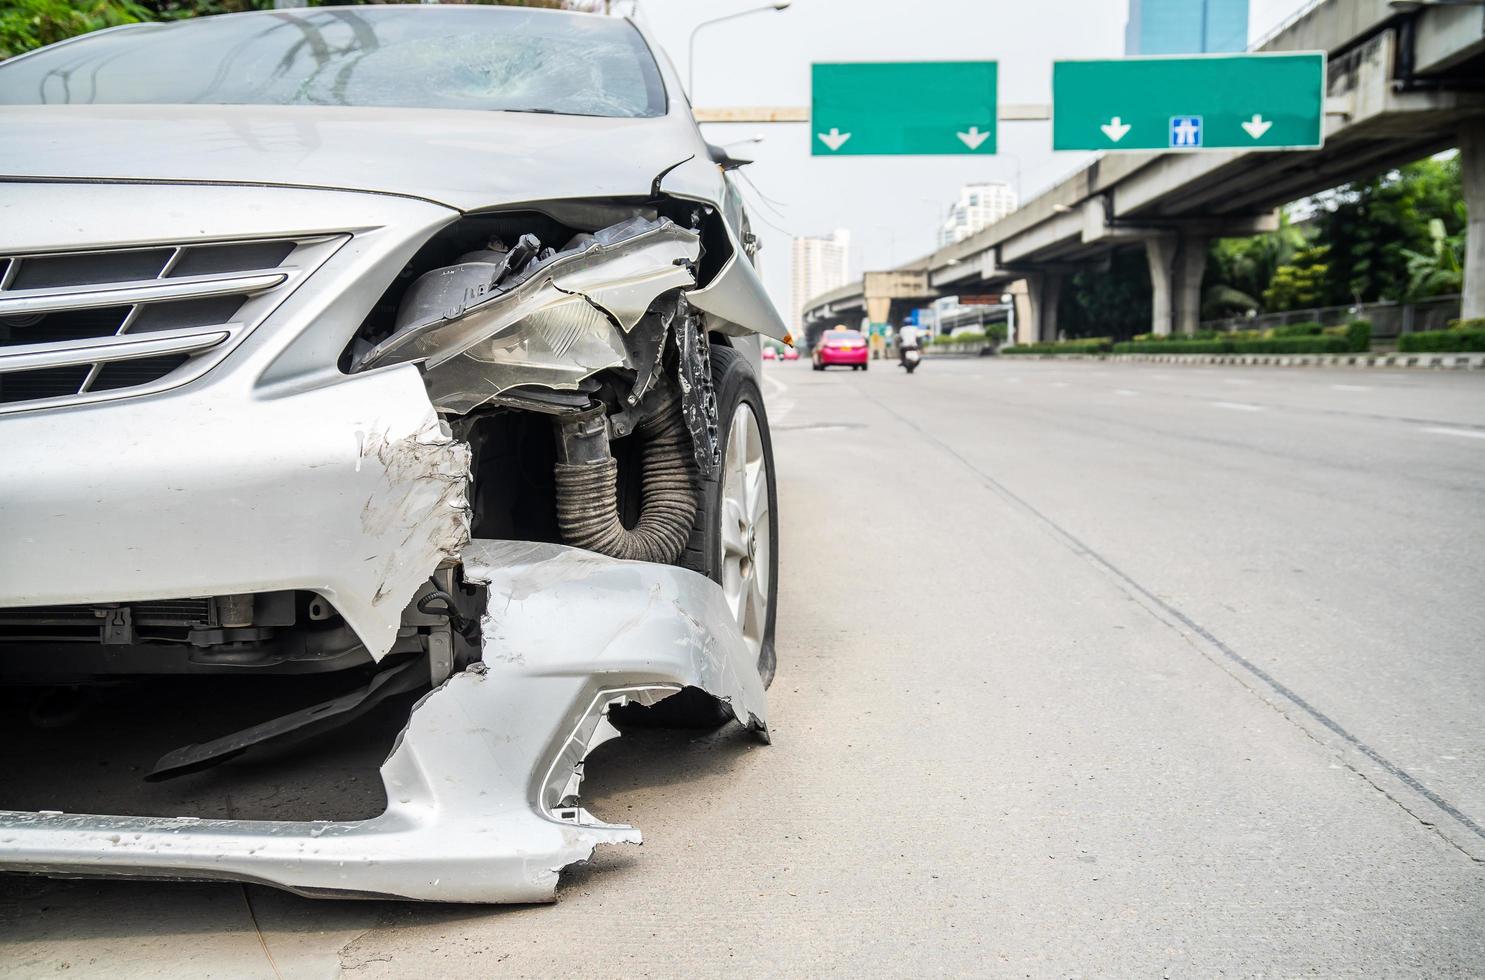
[862,361,869,371]
[626,345,780,728]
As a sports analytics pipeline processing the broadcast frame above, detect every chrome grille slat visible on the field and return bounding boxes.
[0,269,288,318]
[0,234,346,411]
[0,328,233,375]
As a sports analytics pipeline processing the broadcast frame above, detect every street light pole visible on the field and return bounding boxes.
[688,2,792,101]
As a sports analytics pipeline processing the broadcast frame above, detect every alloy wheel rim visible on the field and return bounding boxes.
[719,402,770,661]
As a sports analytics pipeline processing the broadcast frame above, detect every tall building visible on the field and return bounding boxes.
[938,182,1018,248]
[790,230,851,333]
[1125,0,1249,55]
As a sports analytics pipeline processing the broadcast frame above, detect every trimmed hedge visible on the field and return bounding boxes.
[1114,320,1370,355]
[1268,321,1324,338]
[932,331,986,346]
[1326,320,1371,352]
[1398,319,1485,352]
[1116,336,1349,354]
[1114,339,1227,354]
[1237,336,1350,354]
[1006,321,1375,356]
[1001,337,1113,355]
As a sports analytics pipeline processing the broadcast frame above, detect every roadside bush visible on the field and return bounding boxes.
[1127,330,1222,343]
[1398,324,1485,352]
[1322,319,1371,352]
[1113,339,1229,353]
[1268,321,1324,338]
[1114,327,1366,355]
[1001,337,1113,355]
[932,331,986,347]
[1231,336,1349,354]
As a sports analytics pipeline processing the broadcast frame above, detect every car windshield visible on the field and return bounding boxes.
[0,6,666,118]
[826,332,860,341]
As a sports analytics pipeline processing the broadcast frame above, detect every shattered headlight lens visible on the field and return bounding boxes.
[353,217,700,415]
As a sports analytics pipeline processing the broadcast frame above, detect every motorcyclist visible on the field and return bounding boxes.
[897,324,923,367]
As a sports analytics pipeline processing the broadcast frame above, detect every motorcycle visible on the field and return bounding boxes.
[899,345,922,374]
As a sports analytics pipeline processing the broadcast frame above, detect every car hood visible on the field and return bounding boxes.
[0,104,697,212]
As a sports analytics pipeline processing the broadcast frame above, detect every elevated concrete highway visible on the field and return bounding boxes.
[802,0,1485,346]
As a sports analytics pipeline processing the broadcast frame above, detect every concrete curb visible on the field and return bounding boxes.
[1002,352,1485,370]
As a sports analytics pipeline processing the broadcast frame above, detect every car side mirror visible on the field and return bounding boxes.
[706,142,754,171]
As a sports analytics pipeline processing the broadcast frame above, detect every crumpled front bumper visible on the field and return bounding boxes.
[0,364,470,662]
[0,541,769,902]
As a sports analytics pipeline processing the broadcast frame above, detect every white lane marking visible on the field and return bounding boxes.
[1113,388,1139,396]
[1222,377,1254,385]
[1331,383,1372,392]
[1211,400,1263,412]
[1049,381,1070,388]
[1422,426,1485,441]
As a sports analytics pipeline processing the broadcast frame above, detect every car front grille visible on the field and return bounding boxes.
[0,599,212,627]
[0,235,346,412]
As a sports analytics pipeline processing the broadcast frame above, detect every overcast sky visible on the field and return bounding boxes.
[633,0,1313,313]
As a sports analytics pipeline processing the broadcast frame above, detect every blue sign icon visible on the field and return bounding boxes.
[1169,115,1203,148]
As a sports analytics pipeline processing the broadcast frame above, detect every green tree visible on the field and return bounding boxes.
[1308,155,1464,305]
[1,0,584,58]
[1202,212,1310,318]
[1400,209,1467,299]
[1057,247,1153,340]
[0,0,153,58]
[1262,244,1331,311]
[1198,153,1464,316]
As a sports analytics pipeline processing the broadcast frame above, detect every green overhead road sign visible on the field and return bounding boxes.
[811,62,997,156]
[1052,53,1325,152]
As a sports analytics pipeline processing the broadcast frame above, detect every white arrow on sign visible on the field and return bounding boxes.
[1100,117,1132,142]
[1241,114,1273,139]
[956,126,990,150]
[817,128,851,151]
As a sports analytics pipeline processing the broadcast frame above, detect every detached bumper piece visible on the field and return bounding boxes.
[0,541,768,903]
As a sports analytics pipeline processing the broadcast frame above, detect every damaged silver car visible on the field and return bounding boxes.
[0,5,783,902]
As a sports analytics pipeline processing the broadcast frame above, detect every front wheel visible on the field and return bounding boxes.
[639,346,779,727]
[684,345,778,687]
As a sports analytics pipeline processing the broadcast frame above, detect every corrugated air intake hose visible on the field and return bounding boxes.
[554,400,698,564]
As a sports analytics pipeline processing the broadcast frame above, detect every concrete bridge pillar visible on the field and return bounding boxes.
[1175,233,1208,335]
[1145,233,1207,335]
[1017,271,1065,343]
[1463,122,1485,321]
[1146,234,1178,336]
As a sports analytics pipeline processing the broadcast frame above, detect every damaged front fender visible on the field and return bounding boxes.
[0,541,768,903]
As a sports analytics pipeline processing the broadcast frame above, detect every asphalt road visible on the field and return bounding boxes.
[3,356,1483,976]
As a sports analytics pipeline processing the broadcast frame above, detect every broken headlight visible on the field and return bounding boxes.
[352,216,701,415]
